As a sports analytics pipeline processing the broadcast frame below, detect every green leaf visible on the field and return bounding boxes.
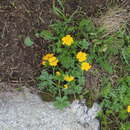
[79,39,89,49]
[38,71,49,80]
[73,86,82,94]
[39,30,54,40]
[38,75,46,81]
[54,96,70,110]
[79,19,95,33]
[52,5,66,20]
[60,56,74,69]
[37,82,48,88]
[78,76,85,86]
[97,58,113,73]
[24,37,33,47]
[56,0,64,10]
[126,76,130,86]
[121,122,130,130]
[101,82,112,97]
[67,26,75,33]
[119,110,128,120]
[71,69,82,77]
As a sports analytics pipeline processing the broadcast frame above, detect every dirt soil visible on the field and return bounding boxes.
[0,0,129,90]
[0,0,56,89]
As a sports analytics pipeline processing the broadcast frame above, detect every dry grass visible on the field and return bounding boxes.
[96,6,130,33]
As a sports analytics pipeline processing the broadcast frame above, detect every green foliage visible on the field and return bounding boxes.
[99,76,130,129]
[97,58,113,74]
[79,19,95,37]
[53,0,66,20]
[36,8,94,109]
[38,30,55,40]
[59,55,74,69]
[53,5,66,20]
[122,45,130,64]
[79,39,89,50]
[24,37,33,47]
[54,96,70,110]
[121,122,130,130]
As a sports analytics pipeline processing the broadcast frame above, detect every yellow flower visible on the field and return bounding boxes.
[64,84,69,89]
[76,51,87,62]
[41,61,46,65]
[48,56,59,66]
[81,62,91,71]
[62,35,74,46]
[42,53,54,61]
[56,71,61,76]
[64,75,74,82]
[127,106,130,112]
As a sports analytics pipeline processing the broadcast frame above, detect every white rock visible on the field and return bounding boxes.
[0,87,100,130]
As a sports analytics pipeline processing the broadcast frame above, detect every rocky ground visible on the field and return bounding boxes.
[0,86,101,130]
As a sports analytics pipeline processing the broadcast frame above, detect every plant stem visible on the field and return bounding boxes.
[52,67,55,75]
[58,80,62,98]
[73,93,76,100]
[59,88,62,97]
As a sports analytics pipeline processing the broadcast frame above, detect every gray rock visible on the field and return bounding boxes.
[0,87,100,130]
[71,100,101,130]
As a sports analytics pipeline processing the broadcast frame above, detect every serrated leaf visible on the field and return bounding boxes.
[37,75,46,81]
[79,39,89,49]
[54,96,70,110]
[24,37,33,46]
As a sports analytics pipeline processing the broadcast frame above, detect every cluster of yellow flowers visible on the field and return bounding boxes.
[42,53,59,66]
[56,72,74,89]
[56,71,74,89]
[41,35,91,89]
[76,51,91,71]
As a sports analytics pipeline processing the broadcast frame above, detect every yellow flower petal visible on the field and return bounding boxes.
[64,75,74,82]
[48,56,57,62]
[42,53,54,61]
[56,71,61,76]
[41,61,46,65]
[62,35,74,46]
[81,62,91,71]
[48,56,59,66]
[76,51,87,62]
[64,84,69,89]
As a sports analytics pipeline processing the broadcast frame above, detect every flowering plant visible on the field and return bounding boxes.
[36,2,94,109]
[37,25,92,109]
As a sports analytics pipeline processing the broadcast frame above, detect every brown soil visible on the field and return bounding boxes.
[0,0,55,89]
